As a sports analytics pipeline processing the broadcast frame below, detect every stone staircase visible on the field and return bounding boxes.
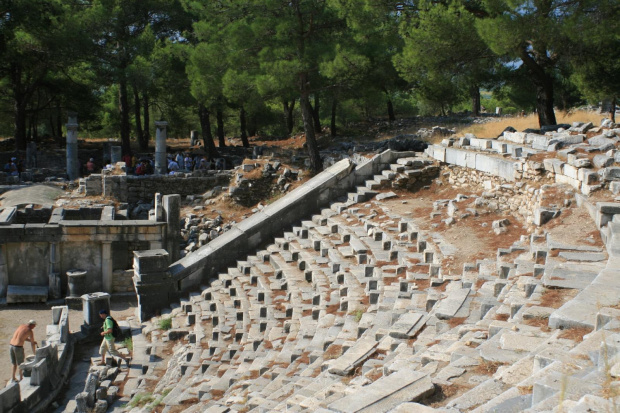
[115,153,620,412]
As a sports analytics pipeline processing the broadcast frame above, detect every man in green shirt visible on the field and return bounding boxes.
[98,309,131,367]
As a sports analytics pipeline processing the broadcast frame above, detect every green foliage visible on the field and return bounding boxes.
[125,392,155,409]
[0,0,617,147]
[123,337,133,352]
[351,309,364,323]
[158,318,172,331]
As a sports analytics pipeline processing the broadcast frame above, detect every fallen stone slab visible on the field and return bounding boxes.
[327,370,434,413]
[389,312,429,339]
[327,337,378,376]
[435,288,470,319]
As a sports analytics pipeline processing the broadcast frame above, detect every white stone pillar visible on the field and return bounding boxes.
[66,113,79,181]
[155,121,168,175]
[101,242,113,293]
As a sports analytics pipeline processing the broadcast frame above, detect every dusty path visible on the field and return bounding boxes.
[0,296,137,386]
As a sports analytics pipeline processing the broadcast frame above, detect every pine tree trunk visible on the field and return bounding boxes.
[312,94,321,132]
[118,76,131,155]
[11,63,27,151]
[519,49,556,127]
[283,100,295,134]
[330,96,337,137]
[387,97,395,121]
[134,86,146,151]
[610,98,616,123]
[216,108,225,147]
[198,103,218,159]
[300,75,322,173]
[56,102,62,140]
[49,114,54,142]
[471,85,480,116]
[248,115,257,137]
[240,107,249,147]
[143,93,150,146]
[533,76,557,127]
[31,113,38,141]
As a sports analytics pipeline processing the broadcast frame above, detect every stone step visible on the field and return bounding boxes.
[327,370,434,413]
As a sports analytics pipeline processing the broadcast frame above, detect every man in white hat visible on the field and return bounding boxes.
[9,320,37,382]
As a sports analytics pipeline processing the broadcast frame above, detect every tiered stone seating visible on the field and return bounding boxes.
[121,150,620,412]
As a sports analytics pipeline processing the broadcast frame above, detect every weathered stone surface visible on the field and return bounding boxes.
[435,288,470,319]
[327,370,434,413]
[327,338,378,376]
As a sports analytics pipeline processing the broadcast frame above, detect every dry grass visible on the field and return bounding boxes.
[324,344,343,360]
[558,326,593,343]
[495,313,510,322]
[365,368,383,382]
[539,288,578,309]
[473,360,505,376]
[458,110,605,139]
[523,317,551,332]
[447,317,467,329]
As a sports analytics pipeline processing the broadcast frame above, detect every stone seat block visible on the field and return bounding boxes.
[6,285,48,304]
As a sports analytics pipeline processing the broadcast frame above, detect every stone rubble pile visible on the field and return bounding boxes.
[115,149,620,412]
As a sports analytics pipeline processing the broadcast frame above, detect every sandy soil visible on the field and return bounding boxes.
[0,296,137,386]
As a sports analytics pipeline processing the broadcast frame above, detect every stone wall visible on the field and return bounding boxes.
[113,269,134,293]
[442,164,547,224]
[82,172,231,203]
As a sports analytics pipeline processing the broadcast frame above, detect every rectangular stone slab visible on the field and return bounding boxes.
[6,285,48,303]
[389,312,429,339]
[435,288,470,319]
[327,337,378,376]
[328,370,434,413]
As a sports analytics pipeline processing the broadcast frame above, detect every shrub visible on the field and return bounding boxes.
[158,318,172,330]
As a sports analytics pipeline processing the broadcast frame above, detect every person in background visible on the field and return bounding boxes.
[122,152,133,174]
[86,158,96,173]
[175,152,184,170]
[3,157,19,176]
[184,153,193,171]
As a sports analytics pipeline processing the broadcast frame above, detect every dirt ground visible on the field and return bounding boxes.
[0,296,137,387]
[382,184,529,275]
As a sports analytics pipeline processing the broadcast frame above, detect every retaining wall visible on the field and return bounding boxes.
[426,145,518,181]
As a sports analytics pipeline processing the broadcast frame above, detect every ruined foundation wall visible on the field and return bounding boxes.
[83,173,231,203]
